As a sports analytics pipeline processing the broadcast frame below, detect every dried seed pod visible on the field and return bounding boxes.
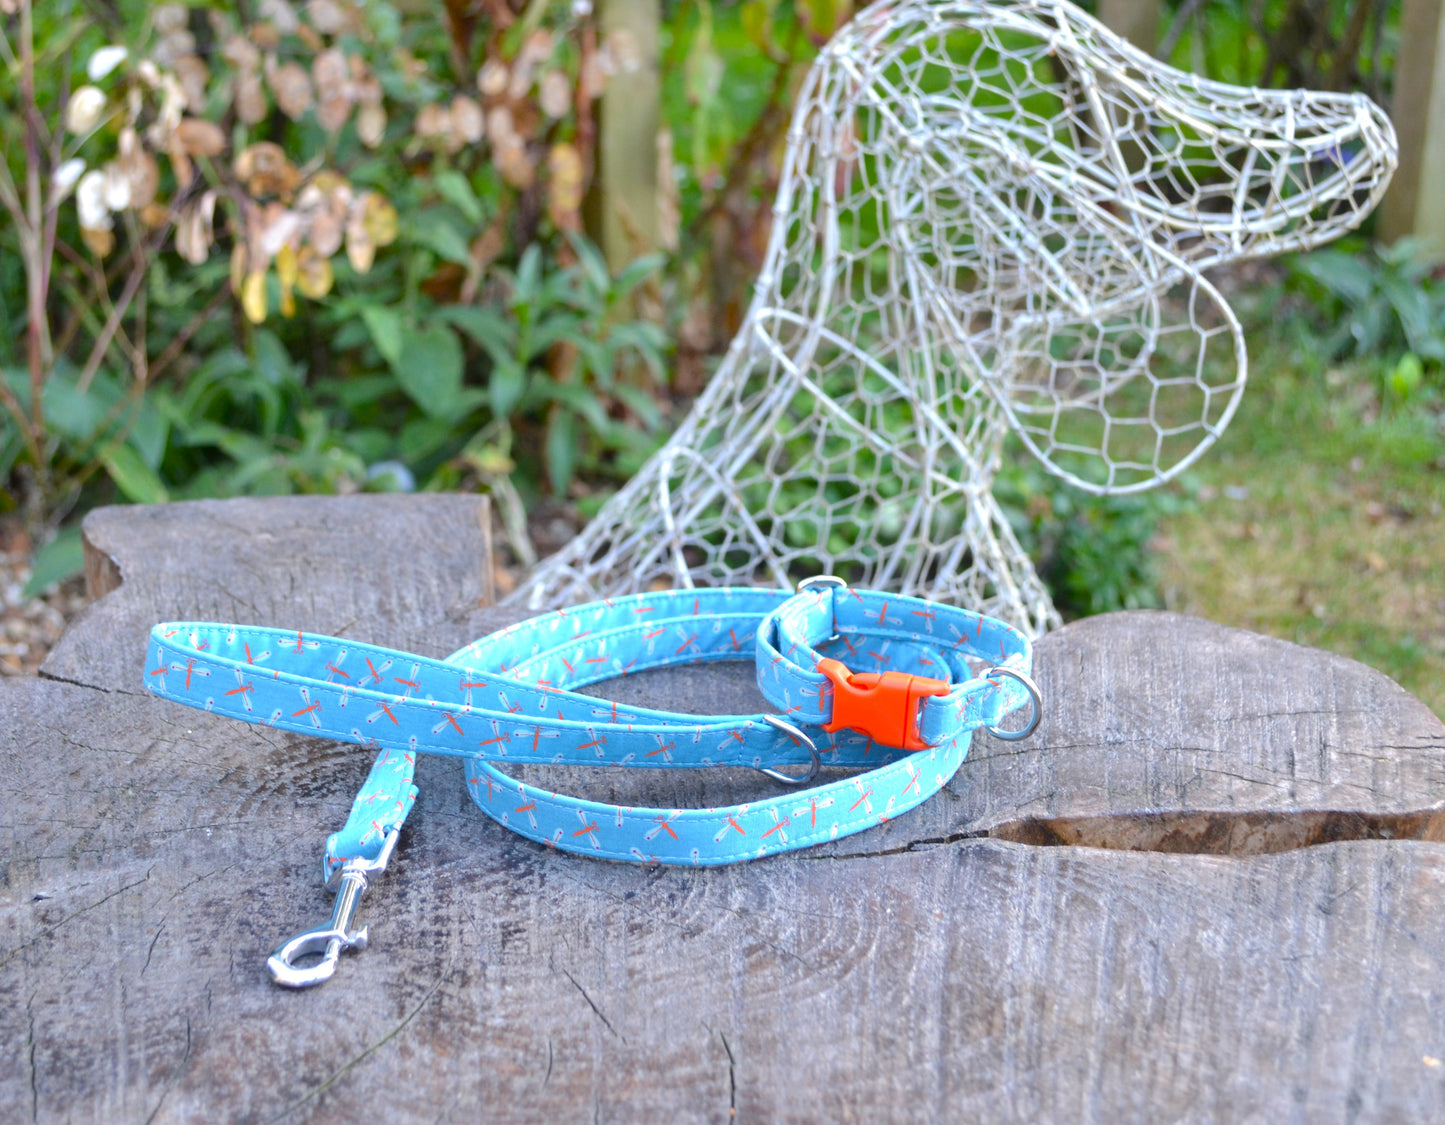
[167,138,194,189]
[257,202,302,257]
[101,162,132,212]
[477,59,508,97]
[486,104,516,147]
[65,86,108,135]
[415,103,451,143]
[235,70,268,125]
[295,245,334,298]
[548,142,584,231]
[87,45,128,82]
[495,138,535,190]
[306,0,347,36]
[173,54,210,113]
[82,226,117,257]
[275,242,299,316]
[222,35,261,72]
[451,96,485,145]
[154,4,188,34]
[268,61,313,120]
[174,117,227,157]
[175,190,218,265]
[359,192,397,247]
[75,169,110,230]
[312,49,352,132]
[250,22,282,51]
[241,269,268,323]
[51,158,86,199]
[357,102,386,148]
[257,0,300,34]
[235,142,300,198]
[539,71,571,119]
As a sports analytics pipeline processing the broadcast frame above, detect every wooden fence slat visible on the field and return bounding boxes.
[589,0,661,271]
[1382,0,1445,253]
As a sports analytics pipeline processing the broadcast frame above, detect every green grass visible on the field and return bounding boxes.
[1154,341,1445,718]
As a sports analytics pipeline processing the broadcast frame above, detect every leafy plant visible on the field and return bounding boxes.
[1288,238,1445,405]
[1,0,673,587]
[995,458,1184,618]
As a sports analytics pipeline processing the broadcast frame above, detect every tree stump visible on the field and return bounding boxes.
[3,495,1443,1122]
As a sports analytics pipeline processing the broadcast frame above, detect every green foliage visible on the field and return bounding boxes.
[1,0,672,591]
[1287,238,1445,407]
[996,459,1184,618]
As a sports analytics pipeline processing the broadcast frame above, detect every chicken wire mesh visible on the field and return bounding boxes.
[515,0,1397,632]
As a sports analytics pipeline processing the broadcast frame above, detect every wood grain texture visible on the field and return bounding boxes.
[4,496,1445,1123]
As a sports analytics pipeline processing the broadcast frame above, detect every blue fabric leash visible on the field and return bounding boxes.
[145,581,1040,987]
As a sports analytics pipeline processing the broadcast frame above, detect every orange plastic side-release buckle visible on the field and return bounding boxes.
[816,658,949,751]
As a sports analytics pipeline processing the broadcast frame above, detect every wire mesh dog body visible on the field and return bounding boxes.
[517,0,1397,631]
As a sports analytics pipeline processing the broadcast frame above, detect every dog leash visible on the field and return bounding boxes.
[144,579,1041,987]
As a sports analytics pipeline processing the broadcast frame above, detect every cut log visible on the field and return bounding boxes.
[3,497,1443,1122]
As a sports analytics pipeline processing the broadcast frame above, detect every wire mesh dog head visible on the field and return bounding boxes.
[517,0,1396,619]
[790,0,1397,491]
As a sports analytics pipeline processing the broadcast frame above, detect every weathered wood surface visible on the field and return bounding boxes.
[4,496,1445,1123]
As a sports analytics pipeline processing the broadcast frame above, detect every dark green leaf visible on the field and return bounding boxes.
[489,358,527,418]
[434,170,484,225]
[362,306,405,368]
[409,211,475,267]
[393,322,465,419]
[514,245,542,310]
[1295,251,1374,305]
[544,409,578,495]
[100,443,170,504]
[437,305,517,360]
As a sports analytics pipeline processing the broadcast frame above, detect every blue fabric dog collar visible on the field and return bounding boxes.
[144,583,1040,986]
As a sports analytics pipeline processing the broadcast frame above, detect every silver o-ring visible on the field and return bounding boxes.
[983,667,1042,741]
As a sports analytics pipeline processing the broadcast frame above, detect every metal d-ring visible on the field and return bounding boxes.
[796,575,847,593]
[983,667,1043,742]
[757,715,822,786]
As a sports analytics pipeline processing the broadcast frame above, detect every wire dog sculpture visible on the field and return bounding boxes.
[515,0,1397,633]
